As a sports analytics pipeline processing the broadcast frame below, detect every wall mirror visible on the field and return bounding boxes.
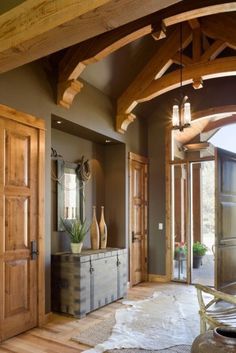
[57,160,84,231]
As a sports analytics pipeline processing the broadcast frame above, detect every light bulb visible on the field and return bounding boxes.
[172,105,179,127]
[184,102,191,125]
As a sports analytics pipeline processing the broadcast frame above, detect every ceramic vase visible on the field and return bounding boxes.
[71,242,83,254]
[99,206,107,249]
[191,326,236,353]
[90,206,99,250]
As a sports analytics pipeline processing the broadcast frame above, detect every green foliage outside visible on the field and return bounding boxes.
[192,241,208,256]
[175,241,208,257]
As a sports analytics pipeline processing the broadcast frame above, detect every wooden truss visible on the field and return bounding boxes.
[56,1,236,133]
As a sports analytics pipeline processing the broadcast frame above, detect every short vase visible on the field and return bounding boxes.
[191,326,236,353]
[71,242,83,254]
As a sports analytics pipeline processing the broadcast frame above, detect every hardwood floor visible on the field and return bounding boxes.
[0,282,187,353]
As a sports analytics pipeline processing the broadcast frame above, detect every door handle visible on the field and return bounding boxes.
[132,231,139,242]
[30,240,39,260]
[212,244,215,255]
[132,231,135,242]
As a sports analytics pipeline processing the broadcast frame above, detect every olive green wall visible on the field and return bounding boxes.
[51,128,126,252]
[0,61,146,312]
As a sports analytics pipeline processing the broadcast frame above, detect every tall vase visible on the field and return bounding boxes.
[90,206,99,250]
[99,206,107,249]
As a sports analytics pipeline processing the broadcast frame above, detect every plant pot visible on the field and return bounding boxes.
[193,255,203,268]
[191,326,236,353]
[71,242,83,254]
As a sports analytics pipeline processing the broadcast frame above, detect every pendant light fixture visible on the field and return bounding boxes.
[172,23,191,132]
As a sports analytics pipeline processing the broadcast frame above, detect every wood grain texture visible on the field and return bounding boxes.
[0,282,170,351]
[0,0,179,74]
[0,0,112,51]
[201,13,236,49]
[0,105,45,341]
[117,23,192,115]
[137,57,236,103]
[0,119,38,341]
[129,153,148,286]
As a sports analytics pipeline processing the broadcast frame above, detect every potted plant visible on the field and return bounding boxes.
[61,218,90,254]
[174,241,187,260]
[192,241,208,269]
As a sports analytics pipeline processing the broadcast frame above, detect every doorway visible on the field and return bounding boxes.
[171,160,215,286]
[0,105,45,342]
[129,152,148,286]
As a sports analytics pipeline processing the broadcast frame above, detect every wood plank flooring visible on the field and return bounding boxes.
[0,282,190,353]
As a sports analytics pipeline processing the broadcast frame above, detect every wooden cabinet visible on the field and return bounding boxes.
[51,248,127,318]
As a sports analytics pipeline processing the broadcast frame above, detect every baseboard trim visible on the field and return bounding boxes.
[148,274,170,283]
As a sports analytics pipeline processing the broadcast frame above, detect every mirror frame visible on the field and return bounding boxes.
[57,160,84,231]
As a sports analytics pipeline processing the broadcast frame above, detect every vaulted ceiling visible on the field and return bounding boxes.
[1,0,236,136]
[52,1,236,133]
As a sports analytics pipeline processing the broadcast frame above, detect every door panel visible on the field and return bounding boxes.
[215,148,236,289]
[0,119,38,341]
[129,153,148,286]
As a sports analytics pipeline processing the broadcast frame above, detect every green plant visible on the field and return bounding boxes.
[174,242,187,258]
[61,218,90,243]
[192,242,208,256]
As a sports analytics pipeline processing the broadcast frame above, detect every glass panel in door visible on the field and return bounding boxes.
[171,164,188,281]
[190,161,215,286]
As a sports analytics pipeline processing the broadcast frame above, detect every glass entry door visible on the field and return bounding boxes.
[171,163,188,282]
[190,161,215,286]
[171,160,215,286]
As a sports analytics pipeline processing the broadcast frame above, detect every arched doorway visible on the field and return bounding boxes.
[167,106,236,288]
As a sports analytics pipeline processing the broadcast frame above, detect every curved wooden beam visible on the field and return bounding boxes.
[164,2,236,27]
[192,105,236,121]
[201,13,236,49]
[203,114,236,133]
[58,2,236,110]
[117,24,192,116]
[137,57,236,103]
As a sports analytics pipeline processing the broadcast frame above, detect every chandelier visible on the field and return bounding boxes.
[172,23,191,132]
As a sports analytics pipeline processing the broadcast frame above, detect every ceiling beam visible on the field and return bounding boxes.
[56,1,236,110]
[163,1,236,27]
[203,114,236,132]
[58,1,236,83]
[201,13,236,49]
[192,105,236,121]
[0,0,180,74]
[116,24,192,133]
[200,39,227,61]
[137,57,236,103]
[58,26,151,82]
[172,53,193,66]
[0,0,112,51]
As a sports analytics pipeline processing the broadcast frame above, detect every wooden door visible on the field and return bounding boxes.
[215,148,236,290]
[129,152,148,286]
[0,112,43,341]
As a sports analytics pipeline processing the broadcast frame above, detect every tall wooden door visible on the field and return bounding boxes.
[129,152,148,286]
[215,147,236,290]
[0,105,45,342]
